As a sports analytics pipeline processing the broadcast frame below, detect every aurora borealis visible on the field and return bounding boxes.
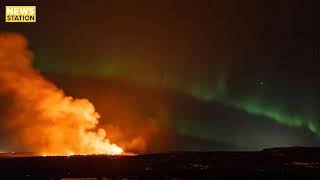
[0,0,317,152]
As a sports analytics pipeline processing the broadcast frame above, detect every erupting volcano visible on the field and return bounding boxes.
[0,33,123,156]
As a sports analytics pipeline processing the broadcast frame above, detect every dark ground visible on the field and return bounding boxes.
[1,147,320,179]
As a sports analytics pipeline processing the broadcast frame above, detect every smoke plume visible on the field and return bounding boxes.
[0,33,123,155]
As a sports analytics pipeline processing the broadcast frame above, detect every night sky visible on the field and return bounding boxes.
[0,0,318,152]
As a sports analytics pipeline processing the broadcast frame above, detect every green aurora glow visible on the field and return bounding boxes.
[34,58,320,139]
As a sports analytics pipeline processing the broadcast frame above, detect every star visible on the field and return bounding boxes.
[258,81,264,86]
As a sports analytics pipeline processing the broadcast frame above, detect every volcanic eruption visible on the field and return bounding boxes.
[0,33,123,156]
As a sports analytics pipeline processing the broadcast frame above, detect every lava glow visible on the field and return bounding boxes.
[0,33,123,156]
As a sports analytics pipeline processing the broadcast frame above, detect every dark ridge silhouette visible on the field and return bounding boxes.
[1,147,320,179]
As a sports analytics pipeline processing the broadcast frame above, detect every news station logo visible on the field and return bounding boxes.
[5,6,36,23]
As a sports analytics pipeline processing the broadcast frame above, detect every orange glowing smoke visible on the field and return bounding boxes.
[0,33,123,155]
